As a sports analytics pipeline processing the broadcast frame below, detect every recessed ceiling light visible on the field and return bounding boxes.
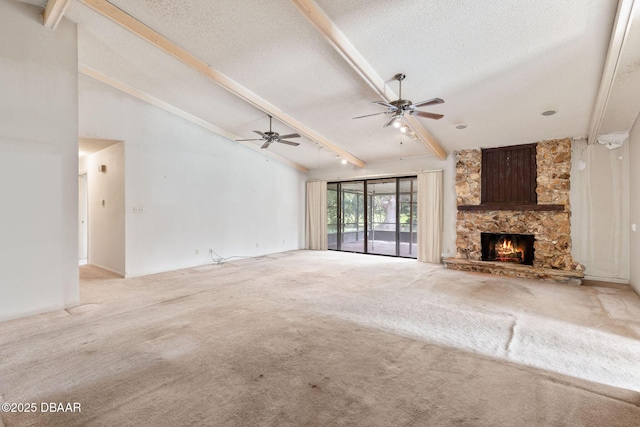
[541,109,557,116]
[455,124,467,130]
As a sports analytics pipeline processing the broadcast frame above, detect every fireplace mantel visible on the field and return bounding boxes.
[458,203,564,212]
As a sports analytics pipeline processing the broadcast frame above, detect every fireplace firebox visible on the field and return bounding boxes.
[481,233,534,266]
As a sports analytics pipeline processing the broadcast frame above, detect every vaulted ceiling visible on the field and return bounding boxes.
[23,0,640,171]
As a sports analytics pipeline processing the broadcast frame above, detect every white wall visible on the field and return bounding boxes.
[571,139,630,282]
[86,143,126,275]
[79,154,89,175]
[308,154,457,259]
[629,117,640,293]
[79,76,306,277]
[0,1,79,320]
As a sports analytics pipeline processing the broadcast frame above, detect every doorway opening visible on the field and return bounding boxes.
[78,138,126,276]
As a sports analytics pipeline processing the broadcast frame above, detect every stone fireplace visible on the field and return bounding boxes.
[443,138,584,284]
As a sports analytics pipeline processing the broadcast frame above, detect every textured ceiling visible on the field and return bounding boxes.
[316,0,619,150]
[44,0,640,170]
[79,137,120,157]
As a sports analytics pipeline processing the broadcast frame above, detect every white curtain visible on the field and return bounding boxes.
[306,181,328,250]
[571,139,629,280]
[418,171,443,263]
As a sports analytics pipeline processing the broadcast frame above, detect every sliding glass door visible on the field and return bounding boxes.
[327,183,339,250]
[399,177,418,258]
[327,176,417,258]
[340,181,365,253]
[367,179,397,256]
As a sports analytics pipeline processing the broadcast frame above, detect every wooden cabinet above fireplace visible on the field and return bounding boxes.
[482,143,537,204]
[458,143,564,211]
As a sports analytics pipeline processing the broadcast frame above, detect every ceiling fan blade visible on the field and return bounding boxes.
[410,110,444,120]
[236,138,263,142]
[277,133,300,140]
[383,114,401,127]
[353,111,388,119]
[373,101,397,110]
[411,98,444,108]
[278,140,300,146]
[260,141,272,149]
[253,131,267,137]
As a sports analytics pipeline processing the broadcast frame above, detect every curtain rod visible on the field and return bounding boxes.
[306,169,443,182]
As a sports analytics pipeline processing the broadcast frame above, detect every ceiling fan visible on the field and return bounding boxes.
[236,115,301,149]
[353,73,444,128]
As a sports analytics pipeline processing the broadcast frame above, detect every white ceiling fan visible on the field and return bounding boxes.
[353,74,444,128]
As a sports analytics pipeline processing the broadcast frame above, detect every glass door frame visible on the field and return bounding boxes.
[328,175,417,258]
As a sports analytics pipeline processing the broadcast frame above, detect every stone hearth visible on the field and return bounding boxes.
[444,138,584,284]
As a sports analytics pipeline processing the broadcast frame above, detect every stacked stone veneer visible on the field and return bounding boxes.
[455,138,581,271]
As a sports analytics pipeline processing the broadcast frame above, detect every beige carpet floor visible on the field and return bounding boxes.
[0,250,639,426]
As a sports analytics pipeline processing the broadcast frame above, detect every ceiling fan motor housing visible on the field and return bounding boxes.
[391,99,413,110]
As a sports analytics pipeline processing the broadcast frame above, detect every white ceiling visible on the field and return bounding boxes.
[25,0,640,170]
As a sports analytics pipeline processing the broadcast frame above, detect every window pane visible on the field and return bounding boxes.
[367,179,397,256]
[341,181,365,253]
[327,183,338,250]
[398,178,417,258]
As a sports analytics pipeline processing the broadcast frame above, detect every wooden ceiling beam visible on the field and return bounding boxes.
[80,65,309,174]
[291,0,447,160]
[43,0,71,30]
[587,0,637,144]
[77,0,365,168]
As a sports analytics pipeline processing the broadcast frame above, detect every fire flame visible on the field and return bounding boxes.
[500,239,514,252]
[495,237,523,262]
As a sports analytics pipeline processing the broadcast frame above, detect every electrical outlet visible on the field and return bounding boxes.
[195,249,199,255]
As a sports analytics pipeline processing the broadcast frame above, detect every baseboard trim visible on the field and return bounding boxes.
[0,299,80,324]
[583,275,630,284]
[87,263,125,278]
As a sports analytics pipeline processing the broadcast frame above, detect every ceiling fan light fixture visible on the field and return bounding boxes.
[341,159,347,165]
[352,74,445,128]
[400,124,408,133]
